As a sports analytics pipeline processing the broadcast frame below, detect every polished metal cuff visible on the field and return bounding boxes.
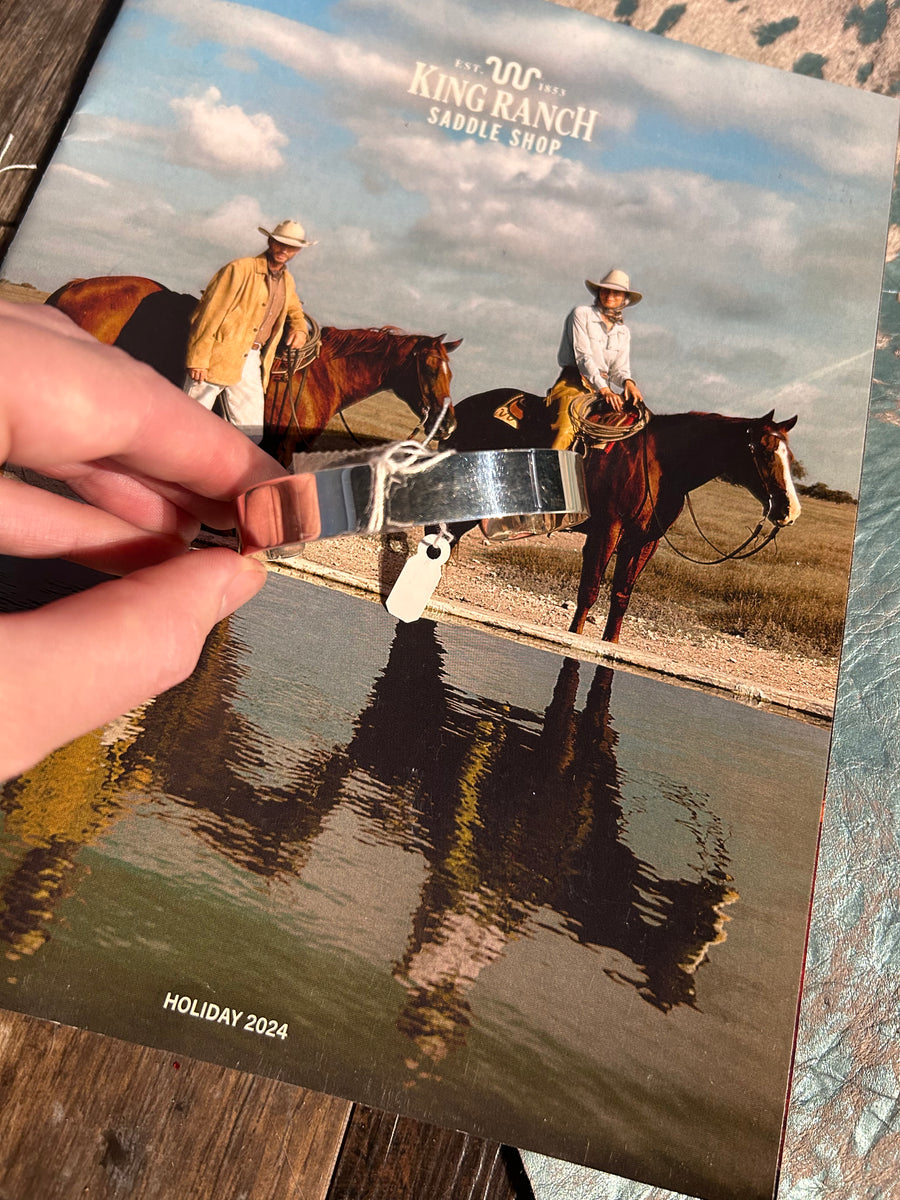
[236,447,587,556]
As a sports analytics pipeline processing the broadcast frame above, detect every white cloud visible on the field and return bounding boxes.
[66,112,162,146]
[198,194,267,246]
[141,0,897,184]
[326,225,380,258]
[143,0,407,93]
[169,86,287,174]
[220,48,259,73]
[49,163,111,188]
[346,128,807,305]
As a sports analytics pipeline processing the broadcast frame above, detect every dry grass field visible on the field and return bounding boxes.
[0,280,49,305]
[477,479,855,659]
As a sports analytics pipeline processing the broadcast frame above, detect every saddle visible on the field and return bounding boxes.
[492,391,650,451]
[493,393,527,428]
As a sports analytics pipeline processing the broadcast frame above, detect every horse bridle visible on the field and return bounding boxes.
[337,341,453,446]
[639,424,782,566]
[415,346,455,442]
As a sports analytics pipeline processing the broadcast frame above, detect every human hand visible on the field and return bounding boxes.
[188,366,208,383]
[0,301,285,780]
[623,379,644,405]
[284,328,308,350]
[598,387,624,412]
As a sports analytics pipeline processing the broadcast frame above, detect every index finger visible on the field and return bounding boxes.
[0,302,286,500]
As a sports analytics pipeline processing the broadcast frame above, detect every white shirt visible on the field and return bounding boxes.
[557,304,632,392]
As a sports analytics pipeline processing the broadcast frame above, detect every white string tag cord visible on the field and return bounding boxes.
[363,439,455,535]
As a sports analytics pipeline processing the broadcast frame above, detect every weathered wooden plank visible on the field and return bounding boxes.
[0,1009,352,1199]
[0,5,531,1196]
[326,1106,529,1200]
[0,0,123,257]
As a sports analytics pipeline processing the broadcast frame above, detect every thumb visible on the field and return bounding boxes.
[1,548,267,781]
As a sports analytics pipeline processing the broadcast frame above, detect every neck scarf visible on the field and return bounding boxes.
[599,303,625,325]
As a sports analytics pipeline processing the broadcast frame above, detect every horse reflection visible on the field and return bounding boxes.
[115,620,340,879]
[326,622,739,1070]
[1,566,740,1066]
[0,732,133,962]
[0,561,151,961]
[538,662,740,1013]
[0,608,338,955]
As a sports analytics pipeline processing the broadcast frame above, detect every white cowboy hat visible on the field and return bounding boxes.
[585,268,642,306]
[258,219,316,247]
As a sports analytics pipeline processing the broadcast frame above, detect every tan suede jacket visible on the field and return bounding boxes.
[186,253,305,387]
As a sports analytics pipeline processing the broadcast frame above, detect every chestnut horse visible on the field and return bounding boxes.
[45,276,461,465]
[442,389,801,642]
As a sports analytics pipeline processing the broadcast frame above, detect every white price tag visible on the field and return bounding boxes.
[386,533,452,623]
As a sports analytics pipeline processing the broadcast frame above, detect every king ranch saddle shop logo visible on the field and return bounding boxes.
[407,56,599,157]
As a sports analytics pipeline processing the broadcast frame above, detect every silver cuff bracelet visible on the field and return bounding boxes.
[236,447,588,556]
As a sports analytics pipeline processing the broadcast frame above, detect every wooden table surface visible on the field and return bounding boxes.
[0,1,529,1195]
[3,1,895,1196]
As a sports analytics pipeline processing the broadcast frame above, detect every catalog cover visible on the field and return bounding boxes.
[1,1,898,1198]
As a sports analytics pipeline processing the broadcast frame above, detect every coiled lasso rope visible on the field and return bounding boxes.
[568,394,651,444]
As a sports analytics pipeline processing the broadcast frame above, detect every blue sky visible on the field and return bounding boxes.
[6,0,899,490]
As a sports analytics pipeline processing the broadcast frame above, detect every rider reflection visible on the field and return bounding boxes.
[332,622,740,1073]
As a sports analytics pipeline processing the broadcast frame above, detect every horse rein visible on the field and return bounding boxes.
[638,425,781,566]
[268,315,323,447]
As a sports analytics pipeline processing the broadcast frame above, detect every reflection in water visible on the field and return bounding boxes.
[1,597,738,1071]
[0,718,145,962]
[121,621,339,879]
[0,618,330,960]
[315,622,740,1072]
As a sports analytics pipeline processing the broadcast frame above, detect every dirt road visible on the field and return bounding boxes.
[295,529,839,722]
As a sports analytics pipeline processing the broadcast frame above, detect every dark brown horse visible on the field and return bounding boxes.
[442,389,801,643]
[45,276,461,464]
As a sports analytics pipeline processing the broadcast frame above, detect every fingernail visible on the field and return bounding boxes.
[218,556,268,621]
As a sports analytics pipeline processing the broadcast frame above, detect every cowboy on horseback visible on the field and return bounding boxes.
[547,268,644,452]
[183,219,313,444]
